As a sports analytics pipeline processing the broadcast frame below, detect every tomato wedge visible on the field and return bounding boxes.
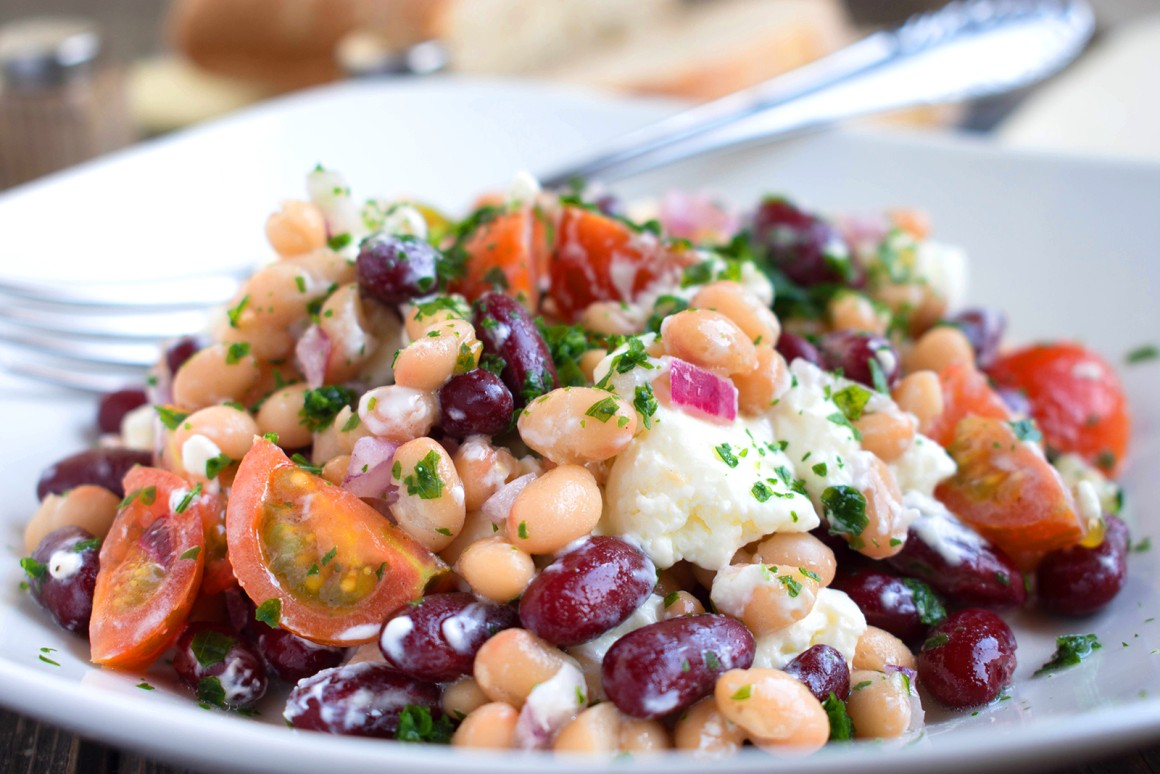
[549,205,675,322]
[198,490,236,596]
[936,416,1084,569]
[923,361,1012,447]
[451,208,549,309]
[226,439,448,646]
[988,342,1130,476]
[90,467,206,670]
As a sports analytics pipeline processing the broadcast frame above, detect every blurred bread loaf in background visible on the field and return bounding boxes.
[164,0,849,98]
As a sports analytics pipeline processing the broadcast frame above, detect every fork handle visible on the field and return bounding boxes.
[538,0,1094,189]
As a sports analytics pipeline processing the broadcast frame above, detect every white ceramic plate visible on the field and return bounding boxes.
[0,79,1158,774]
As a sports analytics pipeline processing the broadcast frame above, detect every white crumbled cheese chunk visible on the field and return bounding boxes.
[1054,453,1120,517]
[739,261,774,307]
[770,360,874,494]
[306,166,363,250]
[514,662,587,750]
[1074,480,1103,533]
[914,240,968,311]
[568,594,664,703]
[891,434,956,497]
[47,549,84,581]
[507,170,542,206]
[381,204,428,240]
[379,615,413,664]
[602,404,818,570]
[120,403,157,451]
[752,588,866,669]
[903,491,984,568]
[181,434,223,478]
[711,563,816,623]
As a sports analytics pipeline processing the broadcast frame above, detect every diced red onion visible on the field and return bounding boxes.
[670,358,737,423]
[481,473,535,524]
[296,325,330,389]
[342,436,399,498]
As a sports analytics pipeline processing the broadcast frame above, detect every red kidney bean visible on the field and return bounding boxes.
[917,608,1016,708]
[357,233,441,305]
[751,197,860,287]
[1036,514,1128,616]
[831,568,946,646]
[284,662,441,737]
[36,447,152,501]
[602,614,755,720]
[97,388,148,435]
[165,335,203,376]
[519,536,656,646]
[783,644,851,702]
[775,331,822,367]
[886,506,1026,610]
[22,526,99,634]
[472,292,557,407]
[379,592,519,682]
[222,588,346,682]
[818,331,900,388]
[947,308,1006,369]
[438,369,514,438]
[173,622,268,708]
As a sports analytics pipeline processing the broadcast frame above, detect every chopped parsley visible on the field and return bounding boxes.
[1034,634,1101,676]
[663,591,681,608]
[645,295,689,335]
[299,385,356,432]
[517,521,529,540]
[1132,537,1152,553]
[821,485,868,543]
[291,453,323,475]
[832,384,872,422]
[826,411,863,442]
[585,396,621,423]
[190,628,235,668]
[19,557,45,579]
[800,568,822,582]
[680,258,743,288]
[453,342,477,374]
[403,450,444,500]
[479,352,506,376]
[225,342,251,365]
[922,632,950,651]
[1126,344,1159,364]
[752,481,774,502]
[204,453,233,480]
[226,295,250,328]
[1009,418,1043,444]
[704,650,721,670]
[255,598,282,627]
[823,693,855,741]
[197,676,227,708]
[633,384,658,428]
[137,682,155,691]
[72,538,100,552]
[395,704,455,744]
[155,406,190,431]
[715,443,740,468]
[537,321,591,387]
[327,232,352,251]
[811,462,828,477]
[731,684,752,701]
[868,356,890,393]
[320,546,338,566]
[174,483,203,514]
[596,336,653,388]
[900,578,947,627]
[179,546,201,561]
[778,575,803,598]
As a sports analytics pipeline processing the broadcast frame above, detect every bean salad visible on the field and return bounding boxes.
[20,167,1133,757]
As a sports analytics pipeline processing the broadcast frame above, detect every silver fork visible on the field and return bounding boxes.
[0,0,1093,393]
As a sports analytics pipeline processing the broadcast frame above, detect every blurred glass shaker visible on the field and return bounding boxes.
[0,17,134,189]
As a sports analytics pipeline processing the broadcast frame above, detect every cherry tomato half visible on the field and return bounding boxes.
[548,205,676,322]
[90,467,206,670]
[226,439,448,646]
[451,208,549,310]
[923,361,1012,448]
[936,416,1084,569]
[988,342,1130,475]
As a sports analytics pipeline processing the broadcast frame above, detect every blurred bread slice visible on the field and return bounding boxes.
[169,0,677,90]
[541,0,852,100]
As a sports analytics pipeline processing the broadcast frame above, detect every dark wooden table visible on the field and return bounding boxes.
[1,703,1157,773]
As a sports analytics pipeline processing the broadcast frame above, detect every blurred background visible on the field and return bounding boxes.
[1,0,1157,189]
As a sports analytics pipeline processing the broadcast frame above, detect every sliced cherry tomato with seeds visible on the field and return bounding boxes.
[988,342,1130,475]
[936,416,1084,569]
[226,439,448,647]
[923,361,1012,448]
[90,467,207,670]
[451,208,548,309]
